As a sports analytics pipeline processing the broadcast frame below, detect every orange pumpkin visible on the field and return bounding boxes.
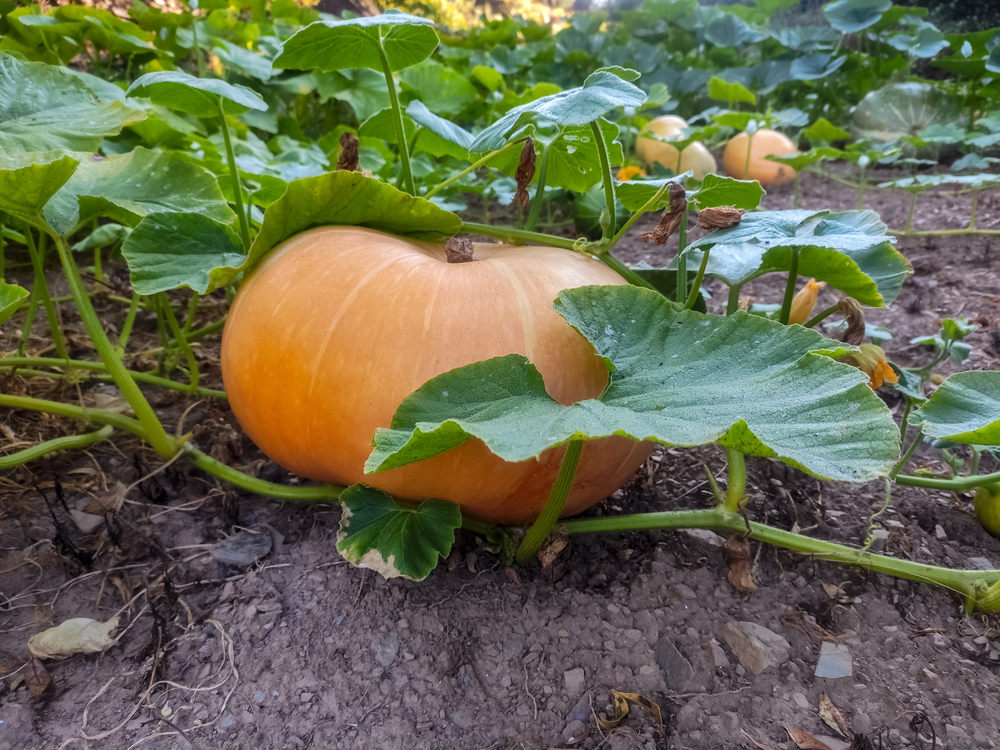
[636,115,717,180]
[221,226,653,524]
[722,129,798,186]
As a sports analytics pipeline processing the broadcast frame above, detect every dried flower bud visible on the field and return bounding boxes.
[788,278,825,326]
[838,297,866,346]
[696,206,744,230]
[641,182,687,245]
[514,140,536,207]
[336,132,360,172]
[726,536,757,593]
[445,237,475,264]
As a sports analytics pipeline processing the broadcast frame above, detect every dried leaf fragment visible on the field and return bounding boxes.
[83,481,127,515]
[837,298,866,346]
[336,132,360,172]
[514,140,536,207]
[742,729,779,750]
[537,525,569,572]
[28,617,119,660]
[597,690,663,731]
[725,535,757,592]
[445,237,475,264]
[785,726,834,750]
[819,693,850,737]
[25,657,52,696]
[696,205,743,230]
[641,182,687,245]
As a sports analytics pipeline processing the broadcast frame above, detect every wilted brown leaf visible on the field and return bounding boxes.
[641,182,687,245]
[83,481,127,514]
[785,726,834,750]
[597,690,662,731]
[538,526,569,572]
[335,131,360,172]
[696,205,743,230]
[726,536,757,593]
[837,298,865,346]
[741,729,778,750]
[25,657,52,696]
[819,693,850,737]
[514,140,536,207]
[28,617,119,660]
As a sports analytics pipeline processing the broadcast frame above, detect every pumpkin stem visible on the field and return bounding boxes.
[445,237,475,264]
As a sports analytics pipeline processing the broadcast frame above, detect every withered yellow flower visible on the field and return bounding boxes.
[788,278,825,325]
[616,165,646,181]
[842,344,899,389]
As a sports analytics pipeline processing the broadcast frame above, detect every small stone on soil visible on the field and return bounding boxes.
[718,621,790,676]
[375,633,400,668]
[814,642,853,679]
[564,667,585,696]
[210,529,272,567]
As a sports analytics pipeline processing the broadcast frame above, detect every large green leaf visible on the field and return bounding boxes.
[336,485,461,581]
[0,151,79,225]
[851,83,961,144]
[120,213,245,295]
[315,69,391,122]
[888,23,949,59]
[400,60,478,117]
[406,100,474,161]
[707,76,756,105]
[247,171,462,270]
[823,0,892,34]
[914,372,1000,446]
[680,210,910,307]
[43,148,234,237]
[273,10,438,73]
[125,71,267,117]
[367,285,899,482]
[0,280,30,326]
[690,175,765,210]
[469,68,645,152]
[212,39,274,82]
[790,53,847,81]
[0,53,144,156]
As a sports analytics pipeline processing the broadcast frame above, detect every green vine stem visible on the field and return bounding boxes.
[804,303,838,329]
[182,293,200,335]
[969,189,978,231]
[515,439,583,564]
[684,246,710,310]
[17,282,39,357]
[0,425,113,470]
[904,192,917,234]
[217,96,252,252]
[24,229,70,361]
[460,221,577,251]
[0,357,226,399]
[376,35,415,196]
[605,180,672,249]
[424,141,520,200]
[45,230,176,457]
[726,283,742,315]
[190,13,206,78]
[590,120,616,240]
[723,448,746,514]
[857,162,867,210]
[0,218,5,278]
[158,292,200,394]
[563,507,1000,612]
[895,469,1000,493]
[524,138,553,234]
[594,252,660,292]
[117,292,140,356]
[0,394,343,502]
[778,248,800,325]
[793,172,801,209]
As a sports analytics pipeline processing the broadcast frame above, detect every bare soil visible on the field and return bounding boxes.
[2,169,1000,750]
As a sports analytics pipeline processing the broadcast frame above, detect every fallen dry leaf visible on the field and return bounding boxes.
[819,693,850,737]
[538,526,569,572]
[597,690,663,731]
[726,536,757,593]
[821,583,844,599]
[28,617,119,660]
[25,657,52,696]
[82,481,127,514]
[785,726,834,750]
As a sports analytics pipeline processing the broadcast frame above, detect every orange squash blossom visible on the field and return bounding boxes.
[841,344,899,389]
[788,278,825,325]
[221,226,654,525]
[616,165,646,181]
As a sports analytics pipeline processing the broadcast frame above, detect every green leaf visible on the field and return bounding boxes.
[0,52,144,156]
[704,15,769,47]
[712,112,755,131]
[335,485,461,581]
[851,83,961,144]
[315,69,390,123]
[888,22,949,59]
[367,285,899,482]
[823,0,892,34]
[614,176,689,212]
[400,60,478,117]
[681,209,910,307]
[766,148,843,171]
[690,174,764,210]
[546,120,624,192]
[212,39,274,81]
[247,171,461,271]
[125,71,267,117]
[707,76,756,105]
[71,223,131,252]
[0,280,29,326]
[0,151,79,225]
[790,53,847,81]
[753,0,799,17]
[469,69,645,152]
[804,118,851,142]
[120,213,245,295]
[273,10,438,73]
[914,372,1000,446]
[406,100,473,161]
[43,148,234,237]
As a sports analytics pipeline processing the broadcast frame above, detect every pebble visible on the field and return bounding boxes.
[566,693,591,724]
[683,529,727,547]
[253,691,266,704]
[502,632,525,658]
[718,621,791,675]
[869,528,889,552]
[935,524,947,540]
[706,639,730,669]
[932,633,949,649]
[564,668,585,696]
[792,692,810,709]
[220,713,236,729]
[210,529,272,567]
[375,633,399,668]
[562,719,587,744]
[815,641,852,679]
[654,638,696,692]
[967,557,996,571]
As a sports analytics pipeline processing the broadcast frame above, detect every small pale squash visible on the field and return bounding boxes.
[722,128,798,186]
[636,115,717,180]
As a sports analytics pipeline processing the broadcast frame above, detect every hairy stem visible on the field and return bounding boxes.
[895,469,1000,493]
[524,138,553,234]
[0,425,114,470]
[591,120,617,240]
[684,247,710,310]
[158,292,200,394]
[804,303,838,329]
[778,248,800,325]
[724,448,746,514]
[424,141,519,200]
[218,96,252,252]
[117,292,140,356]
[515,440,583,565]
[377,36,414,196]
[25,229,70,361]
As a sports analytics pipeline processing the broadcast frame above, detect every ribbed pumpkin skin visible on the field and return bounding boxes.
[636,115,717,180]
[722,129,797,186]
[221,226,654,524]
